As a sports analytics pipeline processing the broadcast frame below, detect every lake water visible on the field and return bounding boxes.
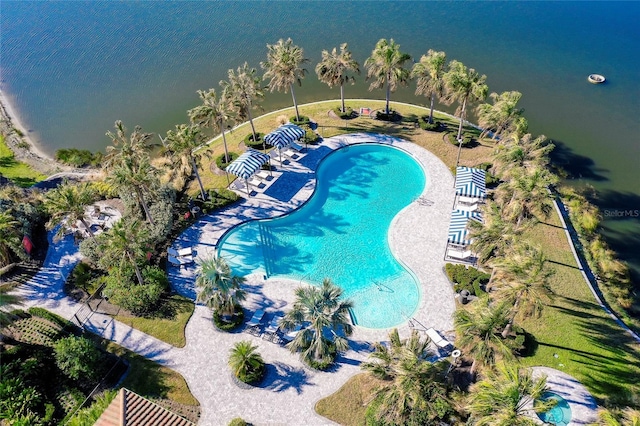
[2,1,639,277]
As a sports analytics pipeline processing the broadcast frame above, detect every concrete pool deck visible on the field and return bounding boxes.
[166,133,458,424]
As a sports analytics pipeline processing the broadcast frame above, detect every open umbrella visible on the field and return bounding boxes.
[226,149,270,196]
[264,123,305,164]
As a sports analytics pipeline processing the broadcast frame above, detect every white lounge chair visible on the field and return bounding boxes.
[255,170,271,180]
[246,310,265,329]
[168,254,193,267]
[168,247,193,258]
[425,328,452,349]
[288,141,304,152]
[282,323,303,343]
[447,249,473,260]
[262,315,283,341]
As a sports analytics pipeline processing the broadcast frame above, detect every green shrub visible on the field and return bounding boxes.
[54,336,101,381]
[243,132,266,149]
[447,132,473,147]
[445,263,490,296]
[332,106,354,119]
[375,110,401,122]
[290,115,310,126]
[28,307,76,329]
[203,188,240,211]
[474,162,500,186]
[417,116,443,131]
[228,418,248,426]
[0,377,43,422]
[215,152,239,170]
[55,148,103,167]
[101,266,167,315]
[303,128,320,144]
[147,185,175,244]
[213,306,244,331]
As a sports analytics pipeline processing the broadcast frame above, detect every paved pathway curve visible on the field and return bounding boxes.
[11,134,457,425]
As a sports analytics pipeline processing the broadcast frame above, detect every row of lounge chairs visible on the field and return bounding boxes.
[244,310,302,345]
[167,246,194,267]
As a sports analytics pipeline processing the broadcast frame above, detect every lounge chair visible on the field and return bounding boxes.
[447,249,473,260]
[359,107,372,117]
[168,247,193,258]
[281,323,303,344]
[249,177,263,189]
[255,170,271,181]
[425,328,453,350]
[168,254,193,267]
[288,141,304,152]
[245,309,265,335]
[262,315,283,341]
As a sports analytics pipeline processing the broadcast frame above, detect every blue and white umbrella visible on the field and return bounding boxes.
[455,166,486,199]
[226,149,270,195]
[447,209,483,246]
[265,123,305,163]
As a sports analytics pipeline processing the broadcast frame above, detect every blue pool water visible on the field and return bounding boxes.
[217,144,425,329]
[536,392,573,426]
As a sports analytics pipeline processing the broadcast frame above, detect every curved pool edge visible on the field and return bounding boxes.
[167,132,457,341]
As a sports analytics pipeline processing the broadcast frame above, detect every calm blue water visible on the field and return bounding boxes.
[218,144,425,329]
[536,392,572,426]
[2,1,639,276]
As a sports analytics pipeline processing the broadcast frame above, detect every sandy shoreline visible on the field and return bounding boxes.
[0,89,70,176]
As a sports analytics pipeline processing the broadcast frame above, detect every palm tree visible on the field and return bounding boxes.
[491,243,555,338]
[163,124,208,200]
[492,133,554,179]
[453,298,514,375]
[195,254,246,318]
[0,286,21,327]
[104,121,158,225]
[280,278,353,367]
[220,62,264,146]
[468,200,520,266]
[97,219,149,286]
[362,328,452,424]
[468,363,549,426]
[315,43,360,113]
[495,166,558,227]
[411,49,447,124]
[228,340,265,384]
[188,88,234,165]
[476,91,528,139]
[0,210,22,268]
[598,407,640,426]
[261,38,309,122]
[44,181,97,240]
[443,60,488,167]
[364,38,412,115]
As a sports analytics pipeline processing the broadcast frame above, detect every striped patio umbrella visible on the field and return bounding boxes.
[447,209,483,246]
[264,123,305,163]
[226,149,270,196]
[455,166,486,199]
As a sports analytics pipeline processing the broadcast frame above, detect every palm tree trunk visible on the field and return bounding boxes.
[456,97,467,140]
[340,83,346,113]
[79,218,95,239]
[135,187,155,226]
[128,251,144,286]
[501,299,519,338]
[246,100,258,144]
[385,75,391,115]
[191,157,207,201]
[220,118,230,163]
[290,84,300,121]
[429,92,435,124]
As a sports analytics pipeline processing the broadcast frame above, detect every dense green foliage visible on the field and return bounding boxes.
[228,340,265,384]
[101,266,169,315]
[289,115,311,126]
[243,132,266,148]
[332,106,355,119]
[445,263,490,296]
[65,390,117,426]
[55,148,103,167]
[215,151,239,170]
[202,189,240,212]
[417,116,444,131]
[447,131,473,146]
[54,336,102,381]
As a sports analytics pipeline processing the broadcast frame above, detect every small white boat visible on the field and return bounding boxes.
[588,74,606,84]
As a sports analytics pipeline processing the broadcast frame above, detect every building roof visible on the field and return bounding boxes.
[94,388,195,426]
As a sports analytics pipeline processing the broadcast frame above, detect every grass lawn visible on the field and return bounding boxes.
[114,294,195,348]
[315,373,385,426]
[519,214,640,406]
[0,134,46,186]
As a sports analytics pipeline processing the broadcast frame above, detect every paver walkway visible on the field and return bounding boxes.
[12,134,457,426]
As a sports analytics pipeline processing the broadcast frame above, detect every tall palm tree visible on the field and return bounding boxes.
[453,298,514,375]
[315,43,360,113]
[598,407,640,426]
[104,121,158,225]
[492,133,554,179]
[44,181,97,240]
[476,91,528,139]
[443,60,488,166]
[261,38,309,122]
[195,254,246,318]
[228,340,265,384]
[364,38,412,115]
[0,210,22,268]
[495,166,558,227]
[492,243,555,338]
[189,88,234,165]
[98,219,149,286]
[468,200,520,266]
[362,328,452,424]
[411,49,447,124]
[163,124,208,200]
[468,363,549,426]
[280,278,353,367]
[220,62,264,145]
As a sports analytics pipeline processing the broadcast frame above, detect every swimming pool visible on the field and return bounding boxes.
[536,392,572,426]
[217,143,426,328]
